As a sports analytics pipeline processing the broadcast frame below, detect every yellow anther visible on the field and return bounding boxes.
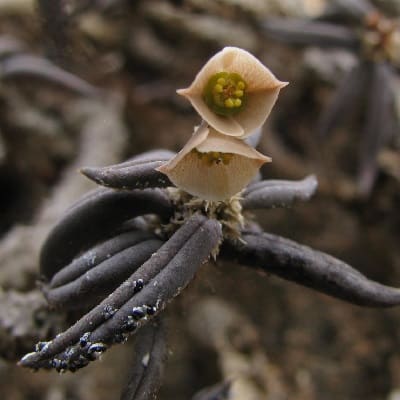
[214,84,223,93]
[224,98,234,108]
[203,72,247,116]
[217,78,226,85]
[222,154,233,165]
[234,90,244,98]
[194,150,234,167]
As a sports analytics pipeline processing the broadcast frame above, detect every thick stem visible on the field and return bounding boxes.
[222,231,400,307]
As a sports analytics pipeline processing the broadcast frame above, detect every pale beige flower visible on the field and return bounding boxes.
[157,123,271,201]
[177,47,288,138]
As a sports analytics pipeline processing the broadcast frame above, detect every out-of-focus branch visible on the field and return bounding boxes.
[189,297,287,400]
[0,97,128,290]
[37,0,69,65]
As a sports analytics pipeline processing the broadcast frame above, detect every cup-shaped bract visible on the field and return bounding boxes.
[157,123,271,201]
[177,47,288,138]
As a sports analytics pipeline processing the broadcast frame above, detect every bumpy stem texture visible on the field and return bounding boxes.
[20,215,222,371]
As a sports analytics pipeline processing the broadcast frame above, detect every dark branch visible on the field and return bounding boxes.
[192,381,232,400]
[120,318,167,400]
[45,234,163,310]
[80,150,175,190]
[222,231,400,307]
[317,61,371,138]
[1,54,99,96]
[328,0,376,21]
[40,188,172,279]
[20,215,222,371]
[49,230,156,288]
[37,0,69,65]
[242,175,318,210]
[261,18,359,49]
[358,62,397,196]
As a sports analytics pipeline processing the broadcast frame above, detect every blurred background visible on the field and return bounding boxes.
[0,0,399,399]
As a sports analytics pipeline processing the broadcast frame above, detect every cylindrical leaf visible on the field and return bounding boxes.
[222,231,400,307]
[242,175,318,210]
[80,150,175,190]
[40,188,172,279]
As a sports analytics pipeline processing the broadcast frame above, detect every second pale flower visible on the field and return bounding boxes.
[157,123,271,201]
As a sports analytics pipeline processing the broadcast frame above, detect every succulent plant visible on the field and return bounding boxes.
[19,47,400,399]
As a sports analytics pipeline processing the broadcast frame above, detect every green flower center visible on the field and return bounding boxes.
[203,72,247,117]
[192,149,234,166]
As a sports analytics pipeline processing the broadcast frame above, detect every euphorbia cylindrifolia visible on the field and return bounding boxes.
[20,47,400,400]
